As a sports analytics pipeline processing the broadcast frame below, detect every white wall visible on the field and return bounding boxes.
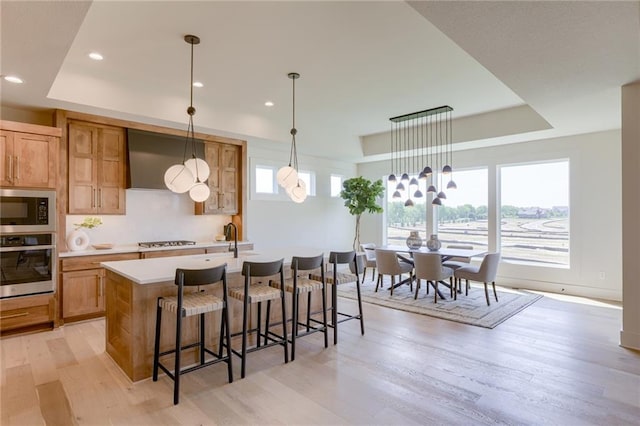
[66,189,231,246]
[245,138,357,252]
[358,129,623,301]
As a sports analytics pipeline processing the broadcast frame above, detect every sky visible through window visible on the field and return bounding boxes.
[501,161,569,208]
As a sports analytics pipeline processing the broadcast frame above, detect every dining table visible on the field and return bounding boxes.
[377,245,487,299]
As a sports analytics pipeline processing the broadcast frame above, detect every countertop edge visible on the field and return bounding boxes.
[59,241,253,258]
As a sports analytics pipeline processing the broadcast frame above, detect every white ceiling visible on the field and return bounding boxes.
[1,1,638,162]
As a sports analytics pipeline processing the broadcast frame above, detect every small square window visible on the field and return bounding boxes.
[331,175,343,197]
[297,170,315,196]
[256,166,276,194]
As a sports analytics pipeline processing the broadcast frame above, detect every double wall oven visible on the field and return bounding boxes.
[0,189,56,299]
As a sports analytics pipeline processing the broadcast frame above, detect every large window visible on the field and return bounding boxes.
[385,176,428,245]
[436,168,488,250]
[500,160,569,266]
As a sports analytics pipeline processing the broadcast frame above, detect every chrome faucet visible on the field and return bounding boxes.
[224,222,238,258]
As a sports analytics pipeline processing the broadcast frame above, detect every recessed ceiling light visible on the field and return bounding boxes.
[265,101,274,107]
[89,52,104,61]
[193,81,203,88]
[4,75,23,84]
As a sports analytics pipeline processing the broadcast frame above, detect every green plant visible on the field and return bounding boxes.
[74,216,103,230]
[340,177,384,250]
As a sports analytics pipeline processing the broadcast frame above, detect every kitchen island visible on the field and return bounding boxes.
[101,248,326,381]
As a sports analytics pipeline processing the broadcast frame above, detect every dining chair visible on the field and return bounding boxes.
[152,264,233,405]
[374,249,414,296]
[442,244,474,293]
[412,252,454,303]
[454,252,501,305]
[269,254,328,361]
[229,259,288,378]
[359,243,377,282]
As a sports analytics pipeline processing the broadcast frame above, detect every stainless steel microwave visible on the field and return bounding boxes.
[0,189,56,233]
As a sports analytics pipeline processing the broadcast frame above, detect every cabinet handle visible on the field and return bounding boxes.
[0,312,29,320]
[92,187,96,208]
[14,156,19,180]
[99,277,103,297]
[98,188,102,208]
[6,156,12,183]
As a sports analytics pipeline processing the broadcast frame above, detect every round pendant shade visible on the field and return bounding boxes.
[164,164,195,193]
[185,157,210,182]
[189,181,211,202]
[277,166,298,189]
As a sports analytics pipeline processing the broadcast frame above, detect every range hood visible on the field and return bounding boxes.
[127,128,206,190]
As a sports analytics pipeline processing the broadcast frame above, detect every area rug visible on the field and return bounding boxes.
[337,277,542,329]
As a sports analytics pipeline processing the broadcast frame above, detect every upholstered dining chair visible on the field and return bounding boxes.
[412,252,454,303]
[442,244,474,293]
[454,252,501,305]
[359,243,377,282]
[374,249,414,296]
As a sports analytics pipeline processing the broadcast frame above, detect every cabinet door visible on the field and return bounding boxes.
[219,144,239,214]
[0,130,13,186]
[62,269,105,318]
[97,126,125,214]
[13,132,58,188]
[203,143,221,213]
[68,123,98,213]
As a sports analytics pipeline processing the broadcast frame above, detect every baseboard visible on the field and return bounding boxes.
[496,276,621,302]
[620,329,640,351]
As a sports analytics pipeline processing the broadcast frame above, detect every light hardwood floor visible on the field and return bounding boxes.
[1,290,639,425]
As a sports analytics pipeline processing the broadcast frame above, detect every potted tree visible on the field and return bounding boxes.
[340,176,384,250]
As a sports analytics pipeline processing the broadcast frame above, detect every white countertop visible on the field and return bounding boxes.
[58,241,253,258]
[101,247,327,285]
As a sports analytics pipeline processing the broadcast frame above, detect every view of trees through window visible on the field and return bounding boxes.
[385,161,569,267]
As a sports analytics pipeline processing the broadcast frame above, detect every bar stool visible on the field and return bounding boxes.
[228,259,288,378]
[270,254,328,360]
[152,263,233,405]
[310,250,364,344]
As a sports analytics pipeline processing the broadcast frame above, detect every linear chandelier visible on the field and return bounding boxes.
[163,34,211,202]
[388,105,456,206]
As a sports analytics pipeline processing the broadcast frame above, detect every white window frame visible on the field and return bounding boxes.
[330,174,344,197]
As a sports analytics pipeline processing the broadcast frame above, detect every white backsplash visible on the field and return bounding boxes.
[65,189,231,245]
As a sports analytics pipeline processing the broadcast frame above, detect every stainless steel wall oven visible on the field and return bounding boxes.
[0,189,56,298]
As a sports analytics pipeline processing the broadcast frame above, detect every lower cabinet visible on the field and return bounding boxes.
[60,253,139,323]
[0,294,55,335]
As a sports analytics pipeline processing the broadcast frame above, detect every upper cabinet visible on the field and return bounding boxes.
[0,121,59,189]
[199,142,240,215]
[68,121,126,214]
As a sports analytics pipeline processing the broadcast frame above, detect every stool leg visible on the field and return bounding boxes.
[306,292,312,332]
[152,300,162,381]
[200,313,205,365]
[355,280,364,335]
[332,284,338,345]
[321,283,328,348]
[258,301,263,347]
[223,305,234,383]
[292,291,298,361]
[280,288,289,363]
[241,295,249,379]
[174,309,182,405]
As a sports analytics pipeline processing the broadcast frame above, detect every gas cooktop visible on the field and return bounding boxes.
[138,240,196,248]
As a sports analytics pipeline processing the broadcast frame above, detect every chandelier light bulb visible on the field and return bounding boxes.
[409,177,419,187]
[395,182,405,191]
[447,180,457,190]
[427,185,437,193]
[277,166,298,189]
[400,173,409,182]
[442,165,452,175]
[388,174,397,183]
[189,181,211,202]
[414,189,424,198]
[164,164,195,193]
[437,191,447,199]
[392,190,402,199]
[404,198,414,207]
[185,157,210,182]
[432,197,442,206]
[423,166,433,176]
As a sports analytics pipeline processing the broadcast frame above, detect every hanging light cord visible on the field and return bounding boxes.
[185,35,201,182]
[288,73,299,172]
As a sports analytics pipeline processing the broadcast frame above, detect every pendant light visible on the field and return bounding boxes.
[278,72,307,203]
[163,34,210,202]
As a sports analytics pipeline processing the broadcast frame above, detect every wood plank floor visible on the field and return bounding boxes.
[1,290,639,425]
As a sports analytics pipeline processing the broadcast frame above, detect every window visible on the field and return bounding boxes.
[330,175,343,197]
[297,170,315,196]
[385,174,428,245]
[436,168,488,250]
[500,160,569,267]
[255,165,277,194]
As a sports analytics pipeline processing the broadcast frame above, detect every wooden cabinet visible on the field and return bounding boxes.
[0,121,60,189]
[68,121,126,214]
[140,248,206,259]
[198,142,240,215]
[0,294,55,335]
[60,252,138,322]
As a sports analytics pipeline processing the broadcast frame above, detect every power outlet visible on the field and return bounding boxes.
[598,271,606,280]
